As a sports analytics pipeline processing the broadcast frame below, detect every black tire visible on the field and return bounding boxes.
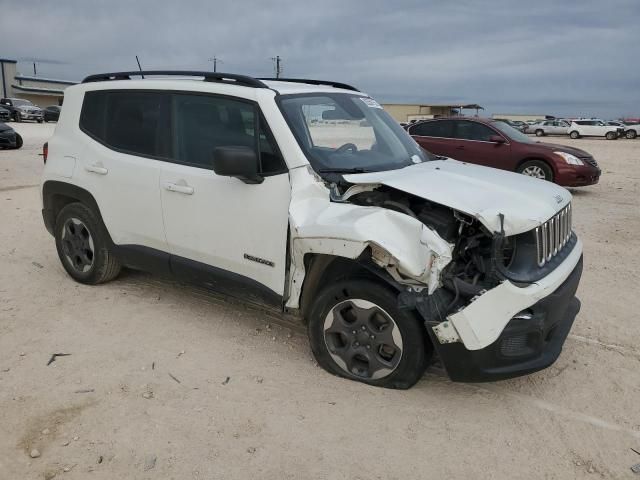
[54,202,121,285]
[626,130,637,139]
[307,279,430,389]
[13,133,23,149]
[517,159,554,182]
[605,131,617,140]
[569,130,580,139]
[37,118,43,124]
[14,112,21,122]
[535,129,544,137]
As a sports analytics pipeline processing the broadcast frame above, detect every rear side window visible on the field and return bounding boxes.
[409,120,454,138]
[80,90,168,158]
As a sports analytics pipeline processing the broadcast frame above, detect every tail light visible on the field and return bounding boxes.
[43,142,48,163]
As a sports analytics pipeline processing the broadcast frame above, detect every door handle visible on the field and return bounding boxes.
[85,163,108,175]
[164,181,194,195]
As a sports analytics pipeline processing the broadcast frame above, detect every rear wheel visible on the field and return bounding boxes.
[54,203,121,285]
[307,279,430,389]
[518,160,553,182]
[626,130,637,139]
[535,129,544,137]
[605,131,617,140]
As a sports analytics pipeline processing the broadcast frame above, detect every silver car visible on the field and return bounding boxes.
[529,120,571,137]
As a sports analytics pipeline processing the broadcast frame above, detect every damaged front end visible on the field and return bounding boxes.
[330,180,584,382]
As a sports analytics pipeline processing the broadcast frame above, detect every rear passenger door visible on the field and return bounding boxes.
[407,120,457,158]
[159,93,290,302]
[78,90,169,257]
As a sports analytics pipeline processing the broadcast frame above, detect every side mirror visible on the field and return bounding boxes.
[212,146,263,184]
[489,135,506,144]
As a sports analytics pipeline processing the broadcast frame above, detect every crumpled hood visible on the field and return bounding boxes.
[344,159,571,235]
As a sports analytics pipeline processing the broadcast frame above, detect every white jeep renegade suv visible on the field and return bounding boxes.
[41,71,584,388]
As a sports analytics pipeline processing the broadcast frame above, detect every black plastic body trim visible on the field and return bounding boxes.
[41,181,105,236]
[112,244,282,309]
[421,255,583,382]
[259,77,360,92]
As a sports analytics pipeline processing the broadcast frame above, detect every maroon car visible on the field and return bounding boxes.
[406,117,600,187]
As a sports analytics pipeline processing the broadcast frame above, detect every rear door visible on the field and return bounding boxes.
[448,120,511,169]
[407,120,457,158]
[77,90,169,255]
[159,92,290,301]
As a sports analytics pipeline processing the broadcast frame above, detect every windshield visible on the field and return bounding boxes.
[493,120,535,143]
[12,99,33,107]
[279,93,429,174]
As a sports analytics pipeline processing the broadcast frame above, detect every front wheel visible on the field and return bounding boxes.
[13,133,23,149]
[37,118,44,124]
[535,129,544,137]
[626,130,637,139]
[569,131,580,139]
[605,131,617,140]
[518,160,554,182]
[54,203,121,285]
[307,279,430,389]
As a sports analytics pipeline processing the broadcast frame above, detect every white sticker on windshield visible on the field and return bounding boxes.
[411,155,422,164]
[361,97,383,109]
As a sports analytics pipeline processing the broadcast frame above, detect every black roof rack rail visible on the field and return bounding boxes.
[258,77,360,92]
[81,71,269,88]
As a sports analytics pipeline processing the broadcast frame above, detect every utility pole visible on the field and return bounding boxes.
[209,57,223,72]
[33,62,37,76]
[271,55,282,78]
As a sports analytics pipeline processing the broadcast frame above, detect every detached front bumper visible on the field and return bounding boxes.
[426,256,582,382]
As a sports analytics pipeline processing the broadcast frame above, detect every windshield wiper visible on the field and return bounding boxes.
[318,167,370,174]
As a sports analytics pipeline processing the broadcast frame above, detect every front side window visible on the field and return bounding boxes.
[171,93,285,174]
[279,93,428,174]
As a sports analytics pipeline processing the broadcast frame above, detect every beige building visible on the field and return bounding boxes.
[1,58,76,106]
[492,113,551,122]
[382,103,484,123]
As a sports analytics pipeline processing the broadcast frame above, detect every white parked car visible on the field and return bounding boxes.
[568,119,622,139]
[40,71,584,388]
[528,120,571,137]
[623,123,639,139]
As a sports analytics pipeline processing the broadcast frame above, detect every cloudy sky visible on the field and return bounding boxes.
[2,0,639,118]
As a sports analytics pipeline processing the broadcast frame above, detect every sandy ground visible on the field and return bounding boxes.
[1,122,640,479]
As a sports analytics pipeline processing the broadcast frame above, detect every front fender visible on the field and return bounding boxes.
[285,167,453,309]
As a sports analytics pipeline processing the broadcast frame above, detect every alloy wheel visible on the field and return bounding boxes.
[61,217,95,273]
[521,165,547,179]
[323,299,403,380]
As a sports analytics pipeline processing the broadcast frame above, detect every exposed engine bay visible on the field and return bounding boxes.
[337,184,521,316]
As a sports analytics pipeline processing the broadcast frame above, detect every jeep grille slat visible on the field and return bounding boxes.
[535,203,572,267]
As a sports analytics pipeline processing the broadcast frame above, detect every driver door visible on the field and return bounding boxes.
[159,93,290,301]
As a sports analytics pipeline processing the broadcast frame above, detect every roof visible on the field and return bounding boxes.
[15,75,77,85]
[11,84,65,95]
